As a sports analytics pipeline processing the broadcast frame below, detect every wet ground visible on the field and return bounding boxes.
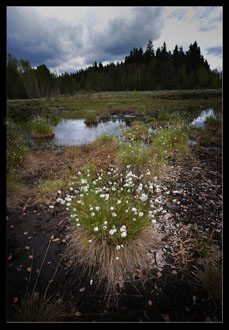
[6,145,222,322]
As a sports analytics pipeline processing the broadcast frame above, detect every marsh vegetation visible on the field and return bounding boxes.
[6,89,222,322]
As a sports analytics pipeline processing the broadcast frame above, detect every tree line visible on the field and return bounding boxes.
[6,40,222,99]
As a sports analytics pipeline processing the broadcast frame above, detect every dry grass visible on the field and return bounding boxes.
[66,225,161,303]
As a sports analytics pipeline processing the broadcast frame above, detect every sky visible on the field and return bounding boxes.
[6,6,223,75]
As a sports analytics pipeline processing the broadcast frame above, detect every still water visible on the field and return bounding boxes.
[53,118,128,146]
[190,108,218,128]
[44,108,221,147]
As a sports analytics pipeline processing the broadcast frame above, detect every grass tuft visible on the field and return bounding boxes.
[60,165,165,302]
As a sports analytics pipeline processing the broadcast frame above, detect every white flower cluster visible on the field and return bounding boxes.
[51,164,169,250]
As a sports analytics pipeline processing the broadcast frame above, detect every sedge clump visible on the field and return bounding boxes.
[56,165,166,302]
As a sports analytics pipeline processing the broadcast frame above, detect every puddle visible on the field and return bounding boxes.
[53,118,129,146]
[190,108,216,128]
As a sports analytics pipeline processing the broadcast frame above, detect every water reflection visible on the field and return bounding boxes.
[53,118,127,146]
[190,108,216,127]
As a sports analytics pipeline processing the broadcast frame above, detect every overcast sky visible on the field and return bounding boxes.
[7,6,223,74]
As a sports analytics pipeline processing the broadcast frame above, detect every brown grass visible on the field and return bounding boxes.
[65,225,161,303]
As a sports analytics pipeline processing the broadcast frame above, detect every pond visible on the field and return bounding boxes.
[53,117,129,146]
[190,108,220,128]
[26,108,221,148]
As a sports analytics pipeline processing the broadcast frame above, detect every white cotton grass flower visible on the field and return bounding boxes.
[49,205,54,209]
[90,279,93,285]
[109,229,115,235]
[117,200,121,205]
[116,245,121,250]
[110,207,114,211]
[91,212,95,217]
[112,212,117,217]
[120,225,126,232]
[139,212,144,217]
[95,206,100,211]
[139,193,148,202]
[94,227,99,232]
[121,231,127,238]
[57,190,61,194]
[151,219,157,224]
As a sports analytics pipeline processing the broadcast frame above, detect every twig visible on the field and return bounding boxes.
[44,254,64,299]
[31,235,52,297]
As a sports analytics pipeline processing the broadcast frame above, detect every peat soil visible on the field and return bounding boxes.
[6,146,222,322]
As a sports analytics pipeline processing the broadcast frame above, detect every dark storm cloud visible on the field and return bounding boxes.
[206,46,222,57]
[7,7,83,67]
[84,7,164,65]
[7,6,164,72]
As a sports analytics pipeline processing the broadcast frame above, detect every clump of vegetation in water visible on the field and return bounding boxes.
[84,113,98,125]
[30,120,54,139]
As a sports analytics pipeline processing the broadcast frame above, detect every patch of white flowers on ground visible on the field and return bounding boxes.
[51,164,169,253]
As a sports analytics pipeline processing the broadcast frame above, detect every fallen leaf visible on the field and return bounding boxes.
[8,255,12,260]
[27,267,32,273]
[148,300,153,306]
[25,246,30,250]
[24,232,28,235]
[16,267,22,272]
[36,268,40,274]
[13,297,19,304]
[79,287,86,292]
[29,255,33,260]
[52,237,60,242]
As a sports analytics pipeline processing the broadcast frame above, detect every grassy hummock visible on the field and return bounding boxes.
[54,164,167,301]
[84,113,99,125]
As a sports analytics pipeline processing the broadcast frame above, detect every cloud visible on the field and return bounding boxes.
[206,46,222,57]
[83,7,164,65]
[192,6,222,33]
[7,7,84,68]
[166,8,187,21]
[7,6,164,72]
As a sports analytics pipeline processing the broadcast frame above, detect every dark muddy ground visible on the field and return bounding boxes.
[6,146,222,323]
